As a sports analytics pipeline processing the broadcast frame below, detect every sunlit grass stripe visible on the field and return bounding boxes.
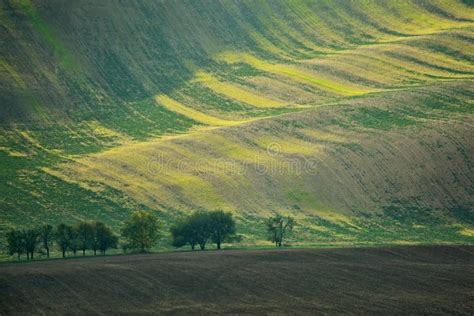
[303,39,474,86]
[155,95,242,126]
[219,53,369,96]
[414,0,474,24]
[359,0,470,36]
[194,71,286,108]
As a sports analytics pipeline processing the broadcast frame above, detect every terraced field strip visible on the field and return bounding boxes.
[155,95,245,126]
[194,71,287,108]
[218,53,370,96]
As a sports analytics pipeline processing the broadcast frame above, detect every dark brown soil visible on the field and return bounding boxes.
[1,246,473,315]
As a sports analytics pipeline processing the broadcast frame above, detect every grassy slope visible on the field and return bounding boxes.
[54,82,474,246]
[0,0,473,254]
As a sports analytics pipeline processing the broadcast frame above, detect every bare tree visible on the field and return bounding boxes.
[267,215,295,247]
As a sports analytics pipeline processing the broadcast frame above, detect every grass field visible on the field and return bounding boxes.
[0,246,473,314]
[0,0,473,256]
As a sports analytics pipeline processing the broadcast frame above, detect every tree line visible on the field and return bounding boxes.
[6,221,118,260]
[5,210,295,261]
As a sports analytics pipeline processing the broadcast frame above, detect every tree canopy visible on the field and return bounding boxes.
[95,222,118,254]
[23,228,40,260]
[76,221,94,256]
[121,211,160,252]
[208,211,236,250]
[55,223,73,258]
[6,229,25,260]
[171,210,237,250]
[40,224,53,258]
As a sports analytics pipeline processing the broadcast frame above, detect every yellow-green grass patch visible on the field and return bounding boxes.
[459,227,474,237]
[155,95,243,126]
[194,71,287,108]
[256,136,324,156]
[301,129,348,144]
[245,75,332,105]
[218,52,371,96]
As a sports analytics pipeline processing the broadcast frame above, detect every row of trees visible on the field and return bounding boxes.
[5,211,296,261]
[171,210,237,250]
[6,221,117,260]
[170,212,295,250]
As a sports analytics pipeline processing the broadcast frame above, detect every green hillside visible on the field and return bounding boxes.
[0,0,473,254]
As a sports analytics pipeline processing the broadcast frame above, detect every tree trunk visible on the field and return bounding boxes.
[62,249,66,258]
[83,249,86,256]
[94,249,97,255]
[17,253,20,261]
[217,242,221,250]
[191,244,195,250]
[46,247,49,258]
[73,250,77,256]
[27,252,30,260]
[278,241,282,247]
[200,244,205,250]
[31,251,34,260]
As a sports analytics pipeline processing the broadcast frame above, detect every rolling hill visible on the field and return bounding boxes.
[0,0,473,253]
[1,246,473,314]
